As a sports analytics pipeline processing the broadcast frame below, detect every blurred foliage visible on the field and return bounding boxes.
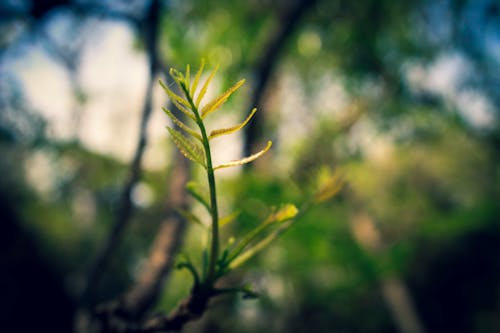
[1,0,500,332]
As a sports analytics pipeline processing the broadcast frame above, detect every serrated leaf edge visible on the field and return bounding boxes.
[163,107,201,141]
[167,127,206,167]
[159,80,195,121]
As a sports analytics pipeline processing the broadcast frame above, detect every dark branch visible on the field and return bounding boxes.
[91,145,192,332]
[79,0,162,305]
[96,283,214,333]
[118,153,191,318]
[243,0,319,158]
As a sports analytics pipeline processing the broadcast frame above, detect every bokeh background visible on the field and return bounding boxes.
[1,0,500,332]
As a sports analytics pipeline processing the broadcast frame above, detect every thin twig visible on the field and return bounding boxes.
[243,0,319,158]
[79,0,161,305]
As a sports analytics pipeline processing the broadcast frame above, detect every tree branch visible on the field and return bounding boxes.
[91,152,193,333]
[96,280,214,333]
[243,0,318,158]
[79,0,161,305]
[118,153,191,318]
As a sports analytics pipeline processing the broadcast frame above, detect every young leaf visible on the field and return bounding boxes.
[314,170,344,203]
[228,223,289,269]
[195,64,219,108]
[159,80,195,121]
[201,79,245,119]
[163,108,201,141]
[269,203,298,223]
[167,127,206,167]
[214,141,272,170]
[169,68,185,88]
[159,79,190,108]
[226,221,274,264]
[190,59,205,95]
[226,204,298,264]
[185,64,191,91]
[219,211,240,228]
[209,108,257,140]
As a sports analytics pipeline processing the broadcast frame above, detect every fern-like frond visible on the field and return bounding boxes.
[195,64,219,108]
[163,108,201,141]
[201,79,245,119]
[209,108,257,140]
[214,141,272,170]
[160,63,281,286]
[167,127,206,167]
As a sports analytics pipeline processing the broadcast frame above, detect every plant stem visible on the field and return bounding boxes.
[181,83,220,284]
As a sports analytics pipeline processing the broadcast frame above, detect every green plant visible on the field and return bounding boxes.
[160,60,297,293]
[158,61,342,328]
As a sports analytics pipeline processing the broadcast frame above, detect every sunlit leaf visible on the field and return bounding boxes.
[195,64,219,108]
[226,221,273,263]
[169,68,185,87]
[201,79,245,119]
[163,108,201,141]
[214,141,272,170]
[270,204,299,223]
[209,108,257,139]
[167,127,206,167]
[226,203,298,266]
[190,59,205,95]
[159,80,195,120]
[228,224,288,269]
[219,211,240,227]
[170,99,196,121]
[185,64,191,91]
[314,170,344,203]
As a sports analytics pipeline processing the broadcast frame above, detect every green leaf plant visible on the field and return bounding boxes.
[160,60,277,292]
[158,61,343,329]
